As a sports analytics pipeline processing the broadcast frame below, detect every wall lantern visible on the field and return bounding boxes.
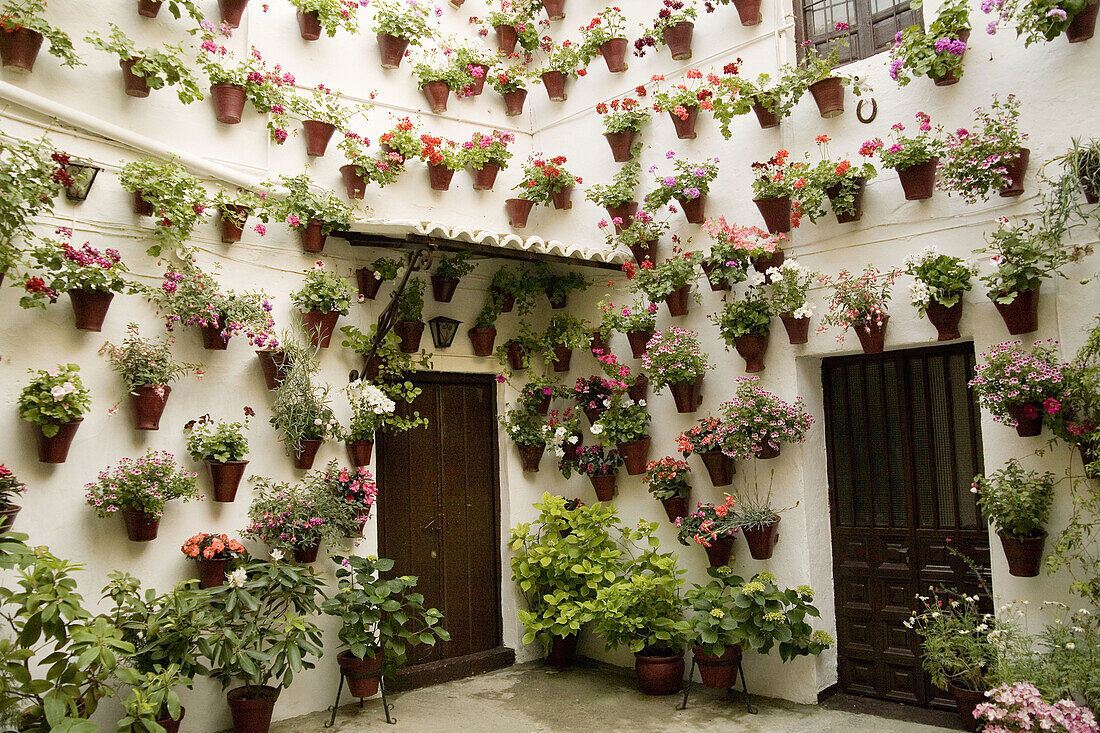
[428,316,461,349]
[63,159,101,202]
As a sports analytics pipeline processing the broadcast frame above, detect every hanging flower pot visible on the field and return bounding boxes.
[675,193,706,223]
[854,314,889,355]
[546,634,578,669]
[618,437,651,475]
[534,394,552,416]
[506,197,534,228]
[431,275,459,303]
[346,440,374,467]
[734,332,770,373]
[130,385,171,430]
[300,309,340,349]
[742,516,781,559]
[294,439,323,470]
[1081,176,1098,205]
[808,77,845,118]
[495,24,518,54]
[896,159,939,200]
[661,495,689,523]
[0,504,20,532]
[551,186,574,210]
[634,651,684,696]
[207,459,248,502]
[132,190,155,217]
[1067,0,1098,41]
[701,262,730,291]
[299,219,327,253]
[693,646,742,689]
[589,474,617,501]
[122,509,160,542]
[663,21,694,60]
[627,329,653,359]
[0,27,43,73]
[490,285,515,312]
[257,349,291,390]
[227,685,278,733]
[925,300,963,341]
[605,201,639,232]
[472,162,502,191]
[551,345,573,372]
[583,406,606,426]
[355,268,382,300]
[704,535,735,567]
[600,38,629,72]
[999,148,1030,197]
[394,320,425,353]
[605,130,636,162]
[628,374,649,403]
[752,250,785,280]
[502,88,528,116]
[751,99,779,129]
[219,205,250,244]
[541,70,568,101]
[993,286,1040,335]
[669,105,700,140]
[998,530,1045,577]
[518,443,546,472]
[338,651,383,698]
[294,541,321,563]
[756,439,781,460]
[753,196,792,234]
[561,434,583,461]
[948,683,987,733]
[933,30,970,85]
[1006,403,1043,437]
[506,341,527,370]
[35,420,82,463]
[590,329,609,354]
[664,284,692,317]
[825,178,867,223]
[422,80,450,113]
[732,0,763,25]
[302,120,336,157]
[467,63,489,95]
[469,327,497,356]
[362,354,383,382]
[377,33,410,68]
[543,0,567,19]
[217,0,249,28]
[779,314,810,345]
[120,58,151,97]
[138,0,164,18]
[669,377,703,413]
[68,289,114,332]
[700,451,735,487]
[297,10,322,40]
[211,83,246,124]
[200,322,230,350]
[630,239,657,265]
[428,163,455,191]
[197,558,229,589]
[339,164,367,200]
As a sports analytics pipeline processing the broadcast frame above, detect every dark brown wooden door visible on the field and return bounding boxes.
[823,343,991,709]
[377,372,513,687]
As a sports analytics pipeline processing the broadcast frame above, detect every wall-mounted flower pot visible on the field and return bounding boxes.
[217,0,249,28]
[668,104,700,139]
[138,0,164,18]
[472,162,501,190]
[779,314,810,345]
[300,309,340,348]
[542,0,567,20]
[422,80,450,113]
[1082,176,1098,205]
[605,201,639,232]
[0,27,43,73]
[297,9,322,40]
[753,196,791,234]
[227,685,277,733]
[506,197,534,227]
[132,190,155,217]
[294,541,320,563]
[541,70,568,101]
[753,249,785,279]
[756,441,780,460]
[68,289,114,332]
[257,349,291,390]
[998,529,1045,577]
[299,219,327,252]
[394,320,425,353]
[925,299,963,341]
[993,286,1039,335]
[551,345,573,372]
[130,384,171,430]
[302,120,336,157]
[808,77,844,118]
[551,185,574,210]
[605,130,636,162]
[467,63,489,95]
[120,58,151,97]
[582,405,607,426]
[1067,0,1098,41]
[199,322,230,350]
[693,646,742,689]
[932,30,969,85]
[355,268,382,300]
[669,377,703,413]
[0,505,20,532]
[490,285,516,313]
[197,558,229,589]
[627,329,653,359]
[825,177,866,223]
[122,509,160,542]
[675,194,706,224]
[207,459,248,502]
[294,439,323,469]
[561,434,583,461]
[338,651,383,698]
[664,284,692,317]
[896,158,939,200]
[590,329,609,354]
[534,394,551,416]
[999,147,1030,197]
[589,474,616,501]
[629,374,649,403]
[663,21,694,60]
[211,83,246,124]
[546,634,578,669]
[35,420,82,463]
[506,341,527,370]
[618,437,651,475]
[704,535,735,567]
[518,443,545,472]
[854,314,889,354]
[502,88,528,116]
[742,516,780,559]
[1006,403,1043,437]
[469,327,497,356]
[629,239,657,265]
[339,164,367,200]
[700,451,735,487]
[661,495,689,522]
[751,99,779,128]
[599,38,629,72]
[431,275,459,303]
[219,205,250,243]
[495,24,518,54]
[346,440,374,467]
[732,0,763,25]
[635,651,684,696]
[734,331,769,373]
[377,33,410,68]
[428,163,455,190]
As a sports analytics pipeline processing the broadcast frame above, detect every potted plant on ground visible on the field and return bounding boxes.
[820,266,899,354]
[646,156,719,224]
[103,323,198,431]
[903,245,977,341]
[288,84,360,157]
[870,112,943,200]
[579,6,629,72]
[489,63,532,116]
[642,327,711,413]
[650,70,715,140]
[85,450,199,542]
[677,415,735,487]
[290,0,360,39]
[393,277,426,353]
[645,456,692,521]
[431,251,475,303]
[270,357,337,469]
[721,376,815,459]
[86,24,202,101]
[418,134,464,190]
[462,129,515,191]
[938,95,1029,202]
[185,408,254,502]
[243,477,358,561]
[273,174,354,252]
[586,160,641,231]
[597,95,650,162]
[564,445,623,501]
[0,464,25,531]
[411,50,474,113]
[501,402,548,472]
[797,24,857,118]
[291,261,353,348]
[534,38,584,101]
[371,0,434,68]
[543,312,592,372]
[181,532,248,588]
[749,150,812,234]
[765,258,817,345]
[714,283,772,373]
[887,0,971,86]
[807,135,877,224]
[119,158,207,257]
[969,339,1065,437]
[676,495,741,566]
[337,381,395,466]
[0,0,80,73]
[18,363,90,463]
[593,393,652,475]
[975,683,1097,732]
[635,0,698,60]
[973,459,1055,577]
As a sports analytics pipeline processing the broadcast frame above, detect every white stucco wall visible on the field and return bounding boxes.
[0,0,1097,729]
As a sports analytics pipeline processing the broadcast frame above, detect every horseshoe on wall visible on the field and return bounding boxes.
[857,97,878,124]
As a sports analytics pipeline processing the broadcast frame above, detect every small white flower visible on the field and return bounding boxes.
[1066,642,1076,650]
[567,435,579,444]
[270,549,284,562]
[590,424,604,435]
[314,418,323,425]
[638,399,647,407]
[226,568,248,588]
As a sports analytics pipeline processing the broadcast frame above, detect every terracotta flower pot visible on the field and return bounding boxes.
[122,509,160,542]
[211,83,246,124]
[734,332,769,373]
[541,70,568,101]
[998,530,1046,577]
[897,158,939,200]
[355,268,382,300]
[582,406,606,426]
[503,88,528,116]
[299,219,327,252]
[138,0,164,18]
[0,505,22,532]
[294,439,323,470]
[546,634,578,669]
[1006,403,1043,437]
[345,439,374,467]
[491,286,516,312]
[200,322,230,350]
[756,440,781,459]
[120,58,151,98]
[468,327,497,357]
[1082,177,1098,205]
[590,329,609,354]
[618,437,651,475]
[732,0,763,25]
[663,21,694,60]
[753,249,786,278]
[627,329,653,359]
[217,0,249,28]
[808,77,845,118]
[338,651,383,698]
[220,205,250,243]
[428,163,455,190]
[825,177,867,223]
[753,196,792,234]
[227,685,278,733]
[751,99,779,128]
[534,395,552,416]
[701,260,732,290]
[693,645,742,689]
[1067,0,1099,41]
[466,63,489,95]
[207,460,248,502]
[704,535,735,567]
[431,275,459,303]
[993,286,1040,335]
[605,130,636,162]
[0,27,43,73]
[506,341,527,370]
[543,0,567,20]
[257,350,291,390]
[999,148,1030,197]
[130,385,171,430]
[132,190,155,216]
[589,474,617,501]
[506,198,534,228]
[854,315,889,355]
[932,30,969,85]
[300,120,336,158]
[35,420,82,463]
[664,284,692,317]
[339,164,367,200]
[669,105,700,139]
[630,240,657,265]
[661,495,689,522]
[779,314,810,345]
[518,443,545,472]
[925,300,963,341]
[629,373,649,403]
[297,9,322,40]
[422,80,450,113]
[472,162,501,190]
[635,651,684,696]
[294,541,321,563]
[69,289,114,331]
[394,320,425,353]
[600,38,629,72]
[377,33,410,68]
[494,24,518,54]
[197,558,229,589]
[669,377,703,413]
[551,186,574,210]
[676,194,706,224]
[551,345,573,372]
[561,435,583,461]
[948,682,987,732]
[742,517,781,559]
[700,451,735,487]
[300,309,340,349]
[605,201,639,232]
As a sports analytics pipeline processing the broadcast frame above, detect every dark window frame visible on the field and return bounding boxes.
[793,0,924,66]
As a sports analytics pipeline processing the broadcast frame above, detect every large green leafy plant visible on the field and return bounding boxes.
[118,159,207,257]
[85,25,202,103]
[0,136,66,272]
[18,363,91,436]
[0,0,81,67]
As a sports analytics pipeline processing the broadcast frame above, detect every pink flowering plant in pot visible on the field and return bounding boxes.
[634,0,698,58]
[18,363,91,438]
[640,327,711,393]
[983,0,1095,44]
[16,230,138,312]
[0,0,81,70]
[720,377,814,457]
[702,217,787,270]
[289,0,362,37]
[483,1,543,54]
[310,460,378,532]
[461,129,515,172]
[85,450,200,539]
[887,0,971,85]
[243,475,360,554]
[601,209,669,262]
[819,266,899,348]
[623,248,702,305]
[598,297,660,339]
[645,156,720,217]
[574,375,620,413]
[974,682,1098,732]
[968,339,1066,430]
[938,95,1028,204]
[272,173,353,235]
[102,323,200,423]
[675,495,740,549]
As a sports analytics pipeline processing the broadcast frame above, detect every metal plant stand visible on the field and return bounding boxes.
[676,655,757,714]
[324,668,395,727]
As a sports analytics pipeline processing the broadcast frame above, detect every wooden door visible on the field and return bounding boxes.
[377,372,513,687]
[823,344,991,709]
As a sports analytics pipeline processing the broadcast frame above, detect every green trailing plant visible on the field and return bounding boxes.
[712,65,806,137]
[339,325,433,436]
[291,260,353,315]
[17,232,138,309]
[18,363,90,436]
[243,477,360,550]
[290,0,362,36]
[85,24,202,103]
[585,160,640,208]
[887,0,971,85]
[903,245,977,316]
[395,277,426,322]
[0,135,66,272]
[537,268,589,306]
[972,459,1056,538]
[592,393,651,444]
[336,381,396,443]
[0,0,81,67]
[434,251,476,281]
[623,250,702,303]
[102,323,199,391]
[543,312,591,354]
[288,83,362,128]
[118,158,207,257]
[371,0,435,43]
[714,287,773,345]
[270,354,336,455]
[271,174,353,234]
[411,48,476,90]
[184,408,253,463]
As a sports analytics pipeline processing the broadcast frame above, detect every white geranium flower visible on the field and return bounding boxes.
[638,399,647,407]
[226,568,248,588]
[50,385,67,399]
[590,424,604,435]
[567,435,579,444]
[746,269,766,287]
[792,304,814,319]
[270,549,284,562]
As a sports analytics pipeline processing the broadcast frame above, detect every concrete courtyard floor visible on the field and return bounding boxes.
[270,662,956,733]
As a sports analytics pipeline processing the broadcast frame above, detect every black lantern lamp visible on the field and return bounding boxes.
[63,159,101,202]
[428,316,461,349]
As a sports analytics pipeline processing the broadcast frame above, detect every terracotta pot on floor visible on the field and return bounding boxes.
[120,58,151,97]
[779,314,810,345]
[338,651,383,698]
[605,130,636,162]
[947,683,987,732]
[993,287,1039,334]
[600,38,629,72]
[618,437,651,475]
[302,120,336,157]
[211,83,246,124]
[701,451,735,487]
[69,289,114,331]
[377,33,410,68]
[227,685,278,733]
[207,460,248,502]
[35,420,82,464]
[130,385,171,430]
[897,158,939,200]
[742,517,781,559]
[546,634,578,668]
[925,300,963,341]
[693,645,742,689]
[634,651,684,696]
[590,474,617,501]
